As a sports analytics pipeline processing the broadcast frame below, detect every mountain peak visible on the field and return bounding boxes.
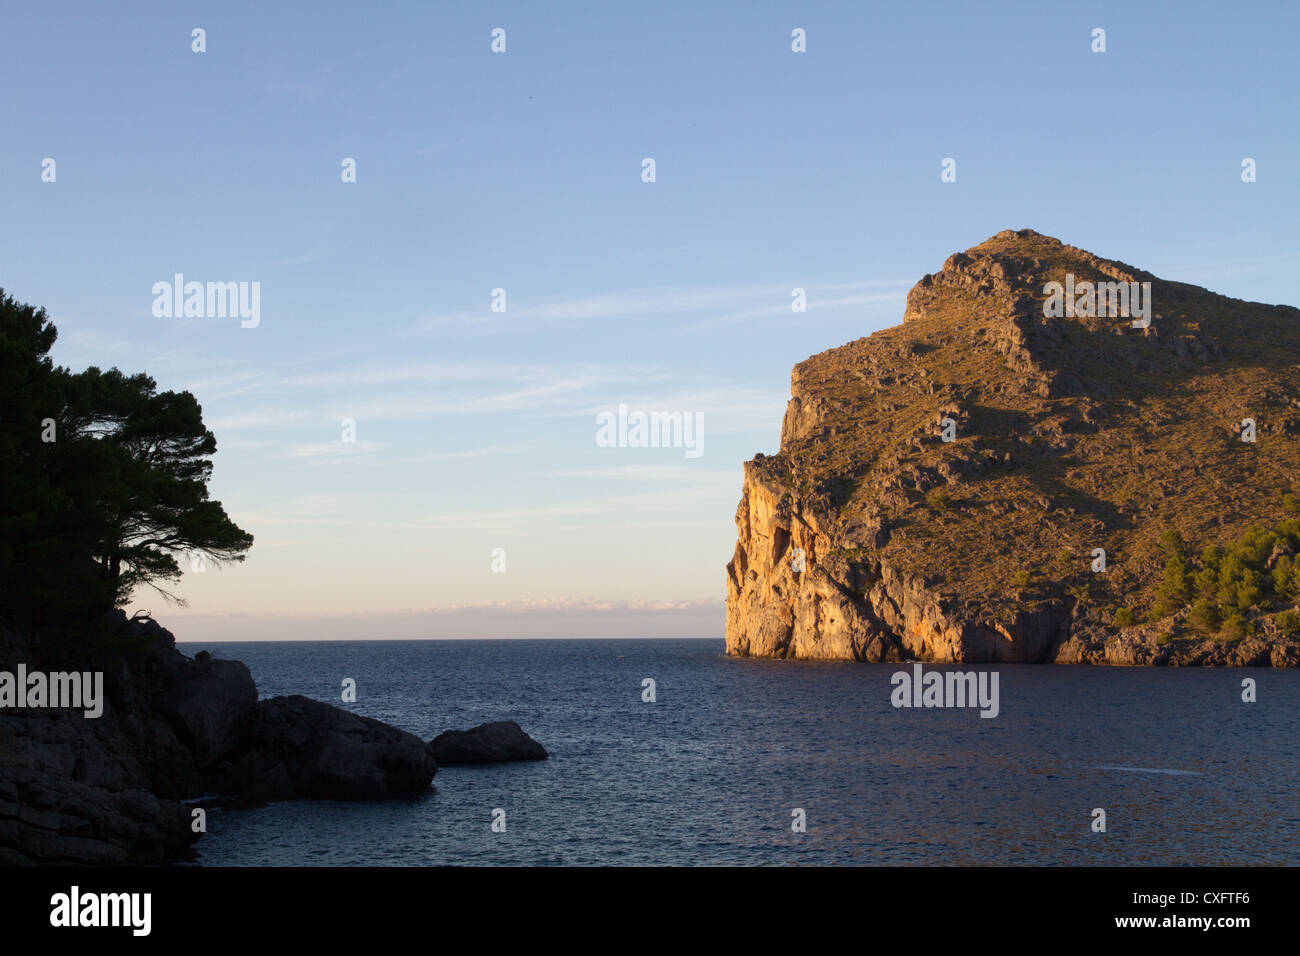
[726,231,1300,667]
[904,229,1153,327]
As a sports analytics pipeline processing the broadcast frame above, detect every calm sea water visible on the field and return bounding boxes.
[187,639,1299,866]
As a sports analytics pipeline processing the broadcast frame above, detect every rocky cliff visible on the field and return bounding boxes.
[0,611,437,864]
[725,229,1300,666]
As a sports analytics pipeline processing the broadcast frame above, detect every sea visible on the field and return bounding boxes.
[186,639,1300,866]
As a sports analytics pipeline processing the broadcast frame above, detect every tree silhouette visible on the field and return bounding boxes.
[0,289,252,631]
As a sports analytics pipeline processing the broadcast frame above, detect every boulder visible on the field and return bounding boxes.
[152,651,258,770]
[431,720,547,765]
[217,695,438,801]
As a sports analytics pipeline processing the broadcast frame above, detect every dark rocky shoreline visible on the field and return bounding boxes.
[0,611,437,865]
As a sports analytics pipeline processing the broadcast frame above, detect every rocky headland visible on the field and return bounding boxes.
[725,229,1300,666]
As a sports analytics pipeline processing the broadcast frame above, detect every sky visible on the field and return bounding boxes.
[2,1,1297,640]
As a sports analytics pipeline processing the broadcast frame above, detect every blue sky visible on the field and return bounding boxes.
[2,1,1297,639]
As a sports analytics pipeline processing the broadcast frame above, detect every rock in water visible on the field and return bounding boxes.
[216,695,439,802]
[725,229,1300,666]
[431,721,548,764]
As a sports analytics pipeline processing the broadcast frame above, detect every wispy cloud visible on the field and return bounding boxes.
[233,486,732,534]
[208,408,313,431]
[269,440,536,469]
[549,464,737,482]
[684,290,908,331]
[274,440,385,462]
[330,375,608,422]
[561,385,787,435]
[379,441,536,465]
[202,364,782,435]
[411,278,911,334]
